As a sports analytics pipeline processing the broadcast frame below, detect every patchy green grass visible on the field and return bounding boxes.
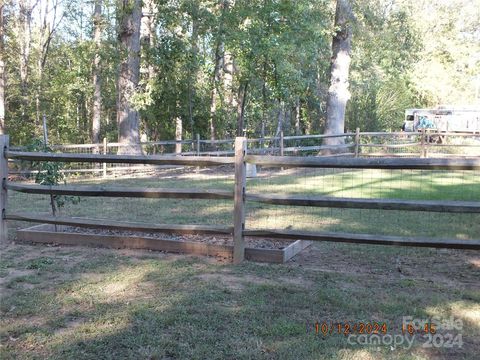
[2,167,479,359]
[0,243,479,360]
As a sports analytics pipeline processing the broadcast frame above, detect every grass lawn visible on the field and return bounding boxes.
[1,166,479,359]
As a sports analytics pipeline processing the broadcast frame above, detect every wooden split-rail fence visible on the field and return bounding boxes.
[1,134,480,262]
[8,129,480,177]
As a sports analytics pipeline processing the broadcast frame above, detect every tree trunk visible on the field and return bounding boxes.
[117,0,142,155]
[92,0,102,147]
[175,116,182,154]
[209,0,229,142]
[19,0,32,124]
[236,81,248,136]
[140,0,156,141]
[223,51,235,108]
[0,3,5,134]
[323,0,353,154]
[295,98,301,136]
[275,100,284,137]
[188,15,198,137]
[209,39,224,142]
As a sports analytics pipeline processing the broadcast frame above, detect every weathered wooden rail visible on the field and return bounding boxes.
[1,134,480,263]
[8,130,480,177]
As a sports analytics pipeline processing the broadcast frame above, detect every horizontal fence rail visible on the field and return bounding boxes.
[6,213,233,235]
[243,229,480,250]
[246,194,480,213]
[6,151,234,166]
[245,155,480,170]
[7,183,234,200]
[8,130,480,177]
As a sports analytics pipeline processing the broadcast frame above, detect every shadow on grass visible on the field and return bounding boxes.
[1,249,478,359]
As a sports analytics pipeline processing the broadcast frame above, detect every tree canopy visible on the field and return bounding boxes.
[1,0,479,145]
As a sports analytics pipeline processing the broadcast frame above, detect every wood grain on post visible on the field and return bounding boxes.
[1,135,8,243]
[233,137,246,263]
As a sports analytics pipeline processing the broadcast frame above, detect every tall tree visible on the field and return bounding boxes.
[117,0,142,154]
[18,0,33,124]
[323,0,354,152]
[0,3,5,134]
[92,0,102,146]
[209,0,229,141]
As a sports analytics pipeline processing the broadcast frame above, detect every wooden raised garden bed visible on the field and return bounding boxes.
[17,224,312,263]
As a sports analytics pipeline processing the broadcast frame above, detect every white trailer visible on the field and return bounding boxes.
[403,107,480,133]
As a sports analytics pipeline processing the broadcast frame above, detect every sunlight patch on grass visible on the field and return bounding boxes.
[450,302,480,327]
[337,349,376,360]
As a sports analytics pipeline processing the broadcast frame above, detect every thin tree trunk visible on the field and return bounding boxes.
[140,0,156,141]
[223,51,235,107]
[35,0,62,137]
[175,116,182,154]
[35,0,50,130]
[209,0,229,142]
[117,0,142,155]
[19,0,32,124]
[275,100,284,137]
[295,98,301,136]
[0,3,5,134]
[209,40,223,142]
[261,61,268,142]
[188,16,199,136]
[92,0,102,147]
[236,81,248,136]
[323,0,353,154]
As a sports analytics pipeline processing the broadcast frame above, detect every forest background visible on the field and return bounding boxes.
[0,0,479,148]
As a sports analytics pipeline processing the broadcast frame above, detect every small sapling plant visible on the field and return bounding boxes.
[24,139,80,230]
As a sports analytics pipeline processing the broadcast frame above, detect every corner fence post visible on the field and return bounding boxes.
[1,135,9,243]
[233,137,246,263]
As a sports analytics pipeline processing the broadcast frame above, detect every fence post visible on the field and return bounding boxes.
[102,137,107,178]
[280,131,284,171]
[1,135,9,243]
[42,114,48,146]
[420,128,426,158]
[196,133,200,156]
[280,131,284,157]
[425,131,429,158]
[354,127,360,158]
[233,137,246,264]
[195,134,200,174]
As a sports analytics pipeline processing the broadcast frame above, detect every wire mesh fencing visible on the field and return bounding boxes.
[245,166,480,240]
